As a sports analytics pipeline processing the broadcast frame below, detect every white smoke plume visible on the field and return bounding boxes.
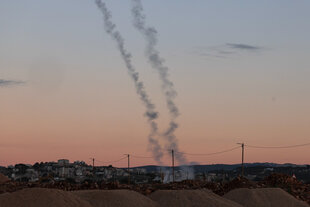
[131,0,187,164]
[95,0,163,164]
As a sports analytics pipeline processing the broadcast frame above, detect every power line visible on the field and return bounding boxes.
[131,155,153,159]
[245,142,310,149]
[90,142,310,166]
[174,146,241,156]
[95,156,127,164]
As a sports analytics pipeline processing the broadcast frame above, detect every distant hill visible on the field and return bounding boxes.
[129,163,309,173]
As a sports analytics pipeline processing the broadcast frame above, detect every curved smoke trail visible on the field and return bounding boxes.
[95,0,163,164]
[131,0,187,164]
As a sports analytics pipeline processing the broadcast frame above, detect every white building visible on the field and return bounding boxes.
[58,159,69,166]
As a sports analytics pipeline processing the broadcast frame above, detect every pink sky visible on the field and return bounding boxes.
[1,84,309,167]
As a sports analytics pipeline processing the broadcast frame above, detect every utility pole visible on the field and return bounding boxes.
[186,170,189,180]
[171,149,175,182]
[90,158,95,176]
[237,143,245,177]
[125,154,130,185]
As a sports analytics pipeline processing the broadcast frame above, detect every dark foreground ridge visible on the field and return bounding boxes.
[1,173,310,205]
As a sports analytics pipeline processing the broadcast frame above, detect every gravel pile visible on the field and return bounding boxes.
[149,190,242,207]
[224,188,309,207]
[0,188,92,207]
[73,189,159,207]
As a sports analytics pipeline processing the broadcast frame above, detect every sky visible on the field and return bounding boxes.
[1,0,310,167]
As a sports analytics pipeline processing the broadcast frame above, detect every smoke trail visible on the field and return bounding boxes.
[131,0,187,164]
[95,0,163,164]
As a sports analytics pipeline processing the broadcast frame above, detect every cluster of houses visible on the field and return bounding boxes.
[4,159,136,183]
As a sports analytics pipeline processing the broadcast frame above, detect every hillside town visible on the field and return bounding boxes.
[1,159,310,184]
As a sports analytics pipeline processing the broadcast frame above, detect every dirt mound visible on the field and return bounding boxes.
[0,173,10,184]
[224,188,309,207]
[149,190,242,207]
[0,188,92,207]
[73,189,159,207]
